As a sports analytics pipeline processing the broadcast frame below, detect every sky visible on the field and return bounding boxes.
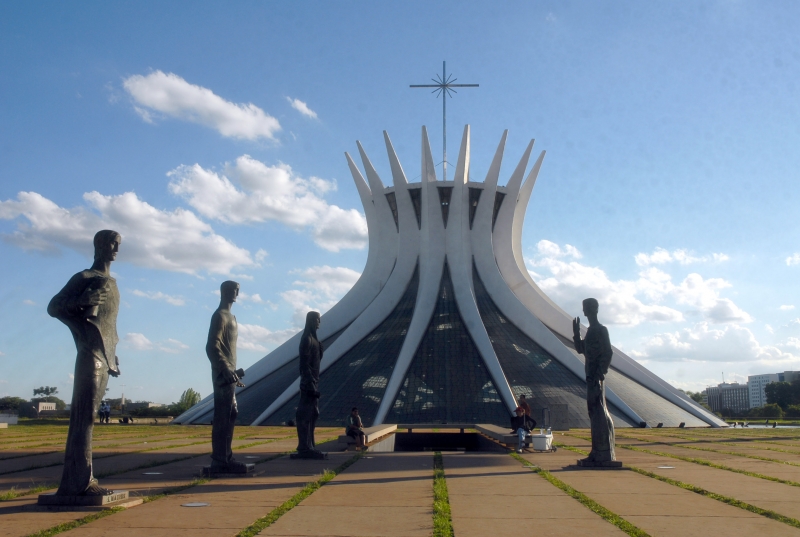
[2,2,800,405]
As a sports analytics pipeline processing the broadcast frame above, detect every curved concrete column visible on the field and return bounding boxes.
[374,126,447,425]
[251,142,420,426]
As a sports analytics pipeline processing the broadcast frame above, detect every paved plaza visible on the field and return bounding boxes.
[3,423,800,536]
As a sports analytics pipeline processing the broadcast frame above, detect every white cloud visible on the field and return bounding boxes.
[237,323,296,353]
[787,253,800,266]
[124,332,153,351]
[168,155,367,252]
[22,299,36,306]
[123,332,188,354]
[281,265,361,327]
[635,247,729,267]
[779,305,795,311]
[0,191,254,275]
[286,97,318,119]
[131,290,185,306]
[529,240,750,325]
[123,71,280,140]
[530,241,683,325]
[159,338,189,354]
[636,322,799,364]
[238,292,264,304]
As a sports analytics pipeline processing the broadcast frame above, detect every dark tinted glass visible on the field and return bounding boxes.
[473,264,634,428]
[264,264,420,426]
[193,326,348,425]
[387,261,509,425]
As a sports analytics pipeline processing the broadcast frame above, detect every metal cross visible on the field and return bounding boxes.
[410,61,478,182]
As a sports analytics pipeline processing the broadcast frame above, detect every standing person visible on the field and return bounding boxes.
[206,280,248,473]
[572,298,617,465]
[292,311,326,459]
[48,230,122,496]
[345,407,366,450]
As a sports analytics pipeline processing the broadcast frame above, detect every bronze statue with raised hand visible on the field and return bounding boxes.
[47,230,122,497]
[573,298,618,466]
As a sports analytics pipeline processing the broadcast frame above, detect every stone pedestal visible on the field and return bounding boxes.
[202,463,255,477]
[576,459,624,469]
[38,490,131,507]
[290,450,328,460]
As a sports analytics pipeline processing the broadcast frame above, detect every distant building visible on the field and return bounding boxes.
[125,402,164,411]
[780,371,800,383]
[706,383,750,415]
[748,374,780,408]
[37,402,56,412]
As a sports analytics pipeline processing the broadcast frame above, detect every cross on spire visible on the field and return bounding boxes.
[410,61,479,181]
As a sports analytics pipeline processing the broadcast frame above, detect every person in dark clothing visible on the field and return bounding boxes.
[292,311,326,459]
[345,407,366,450]
[510,407,537,453]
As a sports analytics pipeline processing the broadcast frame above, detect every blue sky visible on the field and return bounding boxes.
[2,2,799,404]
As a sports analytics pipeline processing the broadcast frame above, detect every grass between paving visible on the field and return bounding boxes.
[24,507,126,537]
[235,451,364,537]
[509,452,650,537]
[617,443,800,488]
[556,442,800,530]
[0,482,58,501]
[20,439,335,537]
[432,452,454,537]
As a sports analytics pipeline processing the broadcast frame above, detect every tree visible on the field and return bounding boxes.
[174,388,201,414]
[33,386,59,400]
[749,403,784,418]
[764,381,800,410]
[0,396,28,412]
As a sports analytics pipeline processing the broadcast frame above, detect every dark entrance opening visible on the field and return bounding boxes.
[392,432,505,452]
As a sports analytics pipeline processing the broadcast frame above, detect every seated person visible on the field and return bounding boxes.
[510,407,537,453]
[345,407,366,450]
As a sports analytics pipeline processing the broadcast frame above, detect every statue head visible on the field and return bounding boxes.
[303,311,321,338]
[582,298,599,317]
[93,230,121,262]
[220,280,240,303]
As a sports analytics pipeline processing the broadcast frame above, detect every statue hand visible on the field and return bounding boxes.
[572,317,581,339]
[78,287,108,307]
[220,368,239,385]
[109,356,121,377]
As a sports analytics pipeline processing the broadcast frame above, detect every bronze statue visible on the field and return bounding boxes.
[572,298,618,466]
[291,311,326,459]
[205,280,250,474]
[48,230,122,496]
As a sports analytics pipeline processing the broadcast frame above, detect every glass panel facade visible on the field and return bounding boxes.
[387,262,510,425]
[547,325,710,427]
[468,187,482,229]
[408,187,422,229]
[385,192,399,232]
[192,326,349,425]
[604,367,708,427]
[263,264,420,427]
[492,191,505,230]
[473,264,635,428]
[437,186,453,228]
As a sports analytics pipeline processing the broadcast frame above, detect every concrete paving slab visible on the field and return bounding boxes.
[526,448,799,536]
[260,452,433,537]
[445,453,627,537]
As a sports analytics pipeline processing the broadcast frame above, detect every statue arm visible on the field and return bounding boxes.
[47,273,88,319]
[572,317,585,354]
[206,312,237,385]
[298,338,319,394]
[598,327,613,378]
